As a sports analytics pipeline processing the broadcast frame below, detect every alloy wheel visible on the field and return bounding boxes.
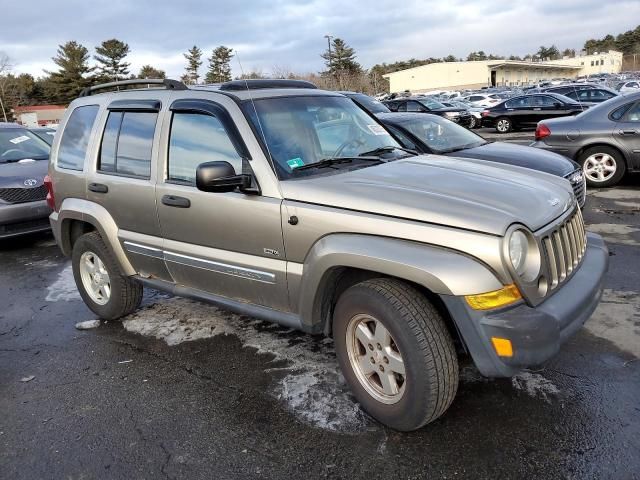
[79,251,111,305]
[346,313,406,404]
[584,153,617,183]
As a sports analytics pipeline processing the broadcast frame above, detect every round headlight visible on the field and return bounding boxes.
[509,230,528,275]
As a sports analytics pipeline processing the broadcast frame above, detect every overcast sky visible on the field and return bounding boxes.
[2,0,639,79]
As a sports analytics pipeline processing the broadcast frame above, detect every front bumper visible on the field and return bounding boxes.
[0,200,52,238]
[441,232,608,377]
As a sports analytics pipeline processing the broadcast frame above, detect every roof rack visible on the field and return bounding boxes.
[219,79,317,91]
[79,78,188,97]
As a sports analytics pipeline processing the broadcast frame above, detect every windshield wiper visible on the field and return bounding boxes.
[358,145,418,157]
[293,156,383,172]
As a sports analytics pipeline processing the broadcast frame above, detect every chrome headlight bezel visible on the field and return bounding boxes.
[502,225,541,284]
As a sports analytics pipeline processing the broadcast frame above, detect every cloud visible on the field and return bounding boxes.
[1,0,638,79]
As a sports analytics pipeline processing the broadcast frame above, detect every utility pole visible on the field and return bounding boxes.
[324,35,333,74]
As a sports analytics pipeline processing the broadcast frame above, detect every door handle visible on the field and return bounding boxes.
[161,194,191,208]
[620,130,637,135]
[88,182,108,193]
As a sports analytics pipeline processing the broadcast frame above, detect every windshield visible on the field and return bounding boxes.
[0,128,50,163]
[417,98,446,110]
[396,115,486,154]
[244,95,402,179]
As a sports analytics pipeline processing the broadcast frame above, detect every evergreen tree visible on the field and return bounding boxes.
[321,38,361,75]
[45,41,93,103]
[94,39,131,82]
[183,46,203,84]
[138,65,166,79]
[205,46,234,83]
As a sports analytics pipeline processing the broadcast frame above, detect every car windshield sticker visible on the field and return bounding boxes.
[367,124,387,135]
[287,157,305,169]
[9,135,30,144]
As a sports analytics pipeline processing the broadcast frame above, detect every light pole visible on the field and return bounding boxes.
[324,35,333,73]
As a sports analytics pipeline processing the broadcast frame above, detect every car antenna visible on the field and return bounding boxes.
[235,51,284,196]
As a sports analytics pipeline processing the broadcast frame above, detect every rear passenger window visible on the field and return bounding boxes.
[168,112,243,183]
[99,111,157,178]
[57,105,99,170]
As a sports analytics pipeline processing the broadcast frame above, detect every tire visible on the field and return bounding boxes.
[72,231,143,320]
[495,116,512,133]
[333,278,459,431]
[468,116,477,129]
[578,146,626,188]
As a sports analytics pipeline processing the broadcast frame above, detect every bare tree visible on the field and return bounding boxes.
[0,52,14,122]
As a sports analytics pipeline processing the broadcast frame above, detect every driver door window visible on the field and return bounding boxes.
[406,101,424,112]
[168,112,242,183]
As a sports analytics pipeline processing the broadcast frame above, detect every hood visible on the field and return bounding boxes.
[280,156,574,236]
[0,159,49,188]
[448,142,578,177]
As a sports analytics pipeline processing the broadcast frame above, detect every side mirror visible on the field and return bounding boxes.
[554,102,562,108]
[196,161,252,193]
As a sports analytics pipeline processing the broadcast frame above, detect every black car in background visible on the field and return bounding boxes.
[377,112,586,206]
[383,97,474,128]
[531,91,640,187]
[338,91,391,114]
[562,87,618,104]
[482,93,587,133]
[540,84,597,95]
[0,123,52,238]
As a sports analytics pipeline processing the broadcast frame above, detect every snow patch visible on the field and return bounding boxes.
[511,372,559,402]
[122,298,372,432]
[46,264,80,302]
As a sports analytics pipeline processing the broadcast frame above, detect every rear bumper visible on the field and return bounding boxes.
[529,141,580,160]
[441,232,608,377]
[0,200,51,238]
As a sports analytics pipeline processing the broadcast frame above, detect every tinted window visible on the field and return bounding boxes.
[506,97,532,108]
[98,112,121,172]
[623,103,640,122]
[57,105,99,170]
[406,101,424,112]
[610,103,633,120]
[98,111,157,178]
[396,102,407,112]
[168,113,243,183]
[532,96,557,106]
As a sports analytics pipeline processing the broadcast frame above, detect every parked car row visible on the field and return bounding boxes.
[42,78,607,432]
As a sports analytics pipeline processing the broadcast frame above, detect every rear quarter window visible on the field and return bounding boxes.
[57,105,100,171]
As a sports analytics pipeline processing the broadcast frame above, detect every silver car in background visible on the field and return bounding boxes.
[532,91,640,187]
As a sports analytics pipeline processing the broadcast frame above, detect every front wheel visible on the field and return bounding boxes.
[72,232,143,320]
[333,278,459,431]
[579,146,626,187]
[495,116,512,133]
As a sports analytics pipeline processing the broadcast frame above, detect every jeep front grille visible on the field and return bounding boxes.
[541,208,587,290]
[0,185,47,204]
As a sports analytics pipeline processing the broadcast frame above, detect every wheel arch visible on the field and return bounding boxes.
[296,234,503,336]
[575,142,629,167]
[55,198,135,276]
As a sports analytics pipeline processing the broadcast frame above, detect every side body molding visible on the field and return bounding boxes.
[296,234,503,332]
[52,198,136,276]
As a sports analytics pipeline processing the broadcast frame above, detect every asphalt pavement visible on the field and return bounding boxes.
[1,165,639,479]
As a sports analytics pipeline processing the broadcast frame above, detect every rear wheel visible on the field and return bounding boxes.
[495,116,512,133]
[468,116,477,129]
[333,278,459,431]
[72,232,143,320]
[579,146,626,187]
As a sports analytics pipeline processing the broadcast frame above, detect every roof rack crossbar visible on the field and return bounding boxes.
[79,78,188,97]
